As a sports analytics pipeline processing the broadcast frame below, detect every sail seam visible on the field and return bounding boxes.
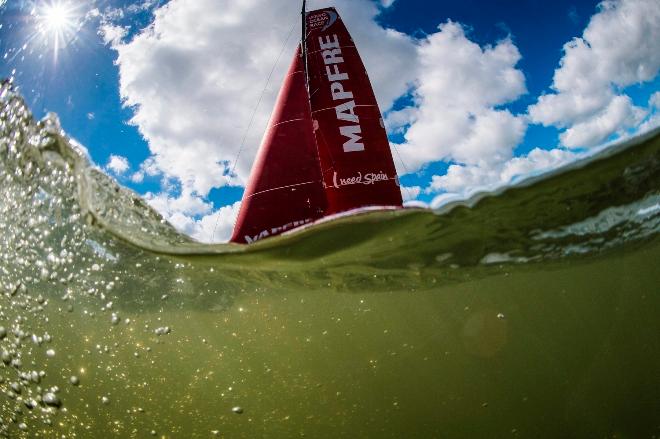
[311,104,377,114]
[267,117,307,129]
[246,180,320,198]
[307,45,356,55]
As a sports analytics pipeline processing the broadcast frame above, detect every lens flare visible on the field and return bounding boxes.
[41,3,72,31]
[33,1,80,63]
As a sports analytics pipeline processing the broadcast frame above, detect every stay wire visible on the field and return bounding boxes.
[390,141,414,202]
[210,21,297,242]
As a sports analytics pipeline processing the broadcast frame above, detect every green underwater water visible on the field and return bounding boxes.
[1,83,659,438]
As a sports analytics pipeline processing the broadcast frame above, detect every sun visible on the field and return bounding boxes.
[38,2,75,33]
[33,1,80,58]
[42,3,72,31]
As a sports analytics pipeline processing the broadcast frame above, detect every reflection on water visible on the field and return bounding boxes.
[1,82,659,437]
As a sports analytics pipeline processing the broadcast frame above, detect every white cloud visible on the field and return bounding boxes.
[98,24,128,46]
[400,185,421,202]
[106,154,130,174]
[86,8,100,19]
[190,201,242,243]
[130,171,144,183]
[126,0,160,14]
[388,21,527,172]
[636,91,660,133]
[500,147,578,182]
[528,0,660,147]
[145,189,211,218]
[637,114,660,134]
[650,92,660,109]
[428,147,578,196]
[147,195,240,243]
[139,157,161,177]
[429,164,499,194]
[559,95,645,147]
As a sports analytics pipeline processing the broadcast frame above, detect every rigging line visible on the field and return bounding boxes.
[390,142,415,202]
[210,21,297,242]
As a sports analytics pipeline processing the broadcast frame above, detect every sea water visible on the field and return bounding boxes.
[0,82,659,438]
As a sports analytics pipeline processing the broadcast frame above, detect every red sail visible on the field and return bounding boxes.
[305,8,403,214]
[230,47,326,244]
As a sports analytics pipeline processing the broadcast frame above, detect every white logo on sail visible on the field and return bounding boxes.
[307,11,337,31]
[244,218,313,244]
[332,171,390,188]
[319,34,365,153]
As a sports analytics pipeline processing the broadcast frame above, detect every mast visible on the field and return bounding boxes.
[301,0,309,88]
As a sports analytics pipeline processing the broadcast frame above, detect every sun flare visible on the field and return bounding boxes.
[36,1,78,36]
[34,1,80,57]
[42,3,72,31]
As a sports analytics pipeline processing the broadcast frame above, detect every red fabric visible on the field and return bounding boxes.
[230,47,326,244]
[306,7,403,214]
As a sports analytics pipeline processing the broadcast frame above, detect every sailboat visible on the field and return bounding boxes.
[230,4,403,244]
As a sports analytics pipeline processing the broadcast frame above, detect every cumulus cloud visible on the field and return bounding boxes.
[650,92,660,110]
[130,171,144,183]
[106,154,130,174]
[428,147,578,203]
[637,92,660,133]
[559,95,645,146]
[145,189,211,219]
[528,0,660,147]
[388,21,527,172]
[146,194,240,243]
[192,201,242,243]
[98,24,128,46]
[400,185,421,202]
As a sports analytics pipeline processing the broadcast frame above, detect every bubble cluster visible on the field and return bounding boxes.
[0,80,177,436]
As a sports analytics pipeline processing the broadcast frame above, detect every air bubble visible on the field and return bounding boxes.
[42,392,62,408]
[154,326,171,336]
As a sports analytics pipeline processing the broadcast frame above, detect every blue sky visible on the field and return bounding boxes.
[1,0,659,241]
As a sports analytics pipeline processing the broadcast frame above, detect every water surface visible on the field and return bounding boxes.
[1,82,659,438]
